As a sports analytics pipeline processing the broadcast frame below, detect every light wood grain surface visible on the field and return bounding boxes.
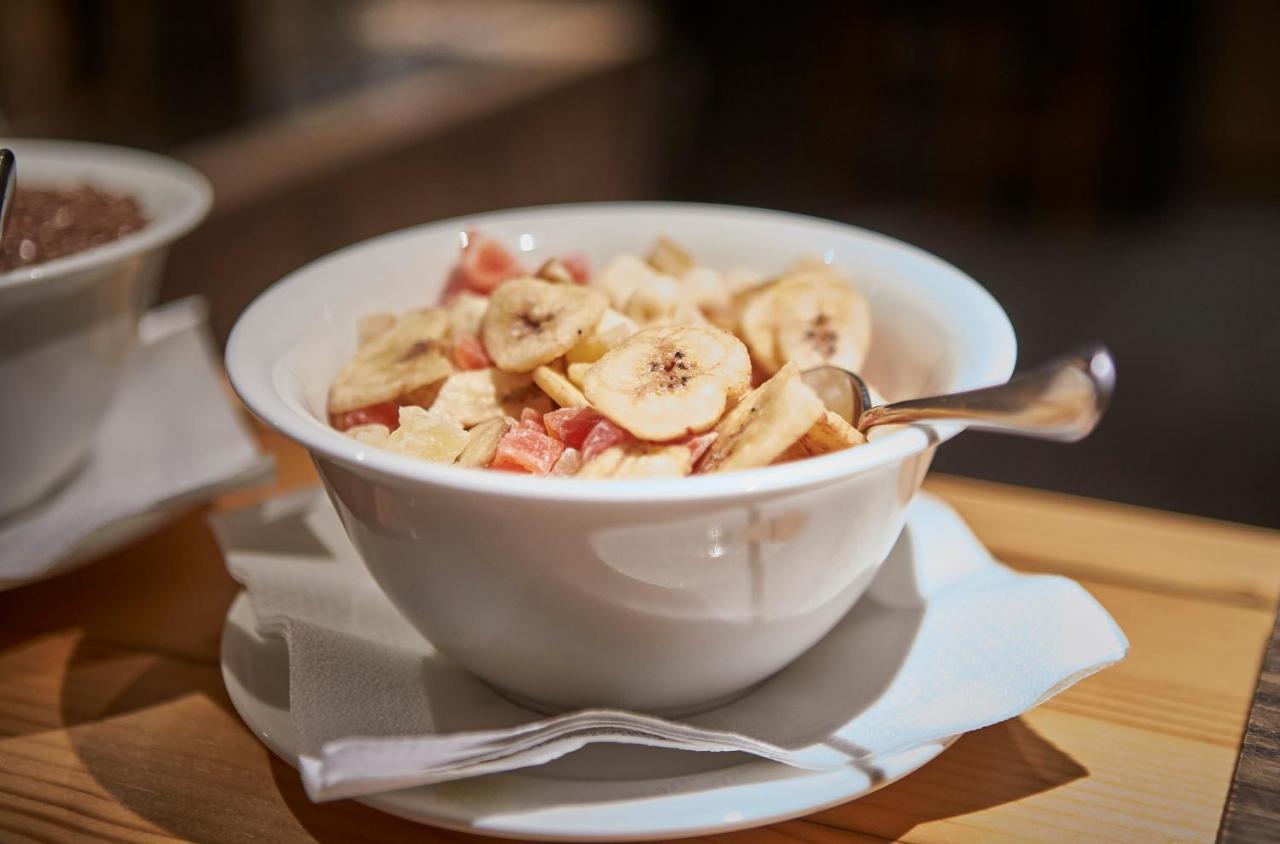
[1,425,1277,843]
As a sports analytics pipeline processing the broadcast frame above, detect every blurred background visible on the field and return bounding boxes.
[1,0,1276,526]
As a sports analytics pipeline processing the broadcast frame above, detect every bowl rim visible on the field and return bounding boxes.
[227,201,1017,503]
[0,138,213,290]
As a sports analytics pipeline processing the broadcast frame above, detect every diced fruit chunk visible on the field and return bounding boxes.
[520,407,545,431]
[491,426,565,475]
[453,335,491,370]
[552,447,583,476]
[331,401,400,431]
[544,407,604,449]
[559,253,590,284]
[581,418,630,461]
[453,231,523,294]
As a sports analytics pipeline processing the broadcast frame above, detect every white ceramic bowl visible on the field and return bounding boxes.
[227,203,1016,713]
[0,139,212,516]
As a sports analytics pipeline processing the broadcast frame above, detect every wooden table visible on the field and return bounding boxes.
[2,425,1278,843]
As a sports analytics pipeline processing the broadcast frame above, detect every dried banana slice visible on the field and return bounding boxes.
[345,423,390,448]
[772,272,872,373]
[646,236,695,277]
[532,365,588,408]
[777,410,867,462]
[329,309,454,413]
[455,417,511,468]
[565,308,637,364]
[738,271,871,375]
[737,283,783,372]
[481,277,607,372]
[597,307,639,335]
[697,362,825,473]
[430,368,552,428]
[623,276,706,328]
[446,292,489,340]
[385,406,469,463]
[594,254,670,309]
[566,361,592,387]
[582,324,751,441]
[684,266,734,328]
[578,441,693,479]
[535,258,575,284]
[357,312,396,347]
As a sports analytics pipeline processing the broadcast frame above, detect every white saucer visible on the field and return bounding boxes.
[218,490,986,842]
[222,592,951,840]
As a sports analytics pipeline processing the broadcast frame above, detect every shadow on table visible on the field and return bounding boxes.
[0,507,242,740]
[790,717,1087,840]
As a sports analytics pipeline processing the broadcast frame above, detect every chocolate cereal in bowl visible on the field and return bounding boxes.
[227,203,1016,713]
[0,140,211,516]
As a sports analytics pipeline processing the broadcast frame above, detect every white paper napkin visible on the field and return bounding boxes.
[213,488,1127,802]
[0,297,272,585]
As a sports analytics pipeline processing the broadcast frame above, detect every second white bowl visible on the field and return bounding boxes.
[0,139,211,516]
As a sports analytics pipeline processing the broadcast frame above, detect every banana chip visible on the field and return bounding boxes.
[738,284,782,372]
[532,365,588,408]
[773,273,872,373]
[430,368,553,428]
[583,324,751,441]
[578,441,693,479]
[646,236,695,277]
[481,277,607,372]
[594,253,670,310]
[738,270,871,375]
[697,362,825,473]
[565,361,592,387]
[535,258,575,284]
[385,406,469,463]
[357,313,396,347]
[623,275,706,328]
[565,309,636,363]
[329,310,454,414]
[454,417,511,467]
[446,292,489,340]
[777,410,867,462]
[345,423,390,447]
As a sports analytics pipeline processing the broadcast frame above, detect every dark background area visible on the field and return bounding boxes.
[1,0,1276,527]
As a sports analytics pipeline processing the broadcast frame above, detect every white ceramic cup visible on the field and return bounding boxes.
[0,140,212,517]
[227,204,1016,714]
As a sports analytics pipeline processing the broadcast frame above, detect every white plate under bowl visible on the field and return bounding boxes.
[221,592,953,840]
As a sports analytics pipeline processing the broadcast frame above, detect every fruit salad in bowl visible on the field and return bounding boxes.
[227,203,1015,712]
[328,232,875,479]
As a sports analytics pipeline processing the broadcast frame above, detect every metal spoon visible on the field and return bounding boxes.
[801,342,1115,442]
[0,148,14,240]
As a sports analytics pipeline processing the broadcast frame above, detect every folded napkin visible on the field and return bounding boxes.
[0,297,272,586]
[213,488,1127,802]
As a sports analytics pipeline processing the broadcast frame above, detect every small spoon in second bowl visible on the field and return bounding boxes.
[0,148,15,240]
[801,342,1115,442]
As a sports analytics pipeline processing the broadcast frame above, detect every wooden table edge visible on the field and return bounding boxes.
[1218,601,1280,843]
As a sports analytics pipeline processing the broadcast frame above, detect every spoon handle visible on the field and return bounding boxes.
[0,149,14,239]
[859,343,1115,441]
